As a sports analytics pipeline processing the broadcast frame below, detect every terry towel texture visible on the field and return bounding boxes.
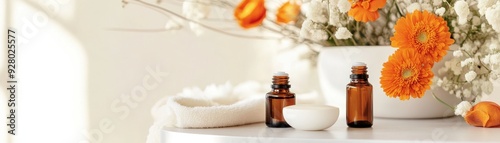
[146,81,266,143]
[168,95,265,128]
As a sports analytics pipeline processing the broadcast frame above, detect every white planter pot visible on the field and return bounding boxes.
[317,46,461,119]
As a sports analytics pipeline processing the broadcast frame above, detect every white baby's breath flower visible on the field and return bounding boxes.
[421,3,433,12]
[490,40,500,50]
[433,0,443,6]
[300,20,313,39]
[461,58,474,67]
[328,6,341,26]
[463,89,472,98]
[472,80,481,95]
[435,7,446,16]
[300,18,329,41]
[465,70,477,82]
[337,0,351,13]
[490,53,500,65]
[311,29,329,41]
[472,16,481,26]
[455,90,462,98]
[478,0,497,16]
[182,0,211,19]
[441,78,451,91]
[307,0,329,23]
[406,3,422,13]
[483,54,491,64]
[183,0,211,35]
[454,0,470,25]
[453,50,463,57]
[455,101,473,117]
[436,79,444,86]
[485,5,500,33]
[335,27,353,39]
[449,59,462,75]
[462,42,474,53]
[491,71,499,80]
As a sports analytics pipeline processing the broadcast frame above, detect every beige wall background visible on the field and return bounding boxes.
[3,0,283,143]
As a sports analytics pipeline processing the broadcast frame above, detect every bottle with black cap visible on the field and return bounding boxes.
[346,62,373,128]
[266,71,296,128]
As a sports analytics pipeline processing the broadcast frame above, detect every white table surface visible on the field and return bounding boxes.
[161,116,500,143]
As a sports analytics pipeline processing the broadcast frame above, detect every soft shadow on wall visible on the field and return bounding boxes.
[4,0,88,143]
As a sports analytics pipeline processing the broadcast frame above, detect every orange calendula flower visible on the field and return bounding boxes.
[464,101,500,128]
[348,0,386,22]
[390,10,455,63]
[276,0,301,24]
[234,0,266,29]
[380,49,434,100]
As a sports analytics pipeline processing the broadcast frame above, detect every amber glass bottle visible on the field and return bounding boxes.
[266,72,295,128]
[346,62,373,128]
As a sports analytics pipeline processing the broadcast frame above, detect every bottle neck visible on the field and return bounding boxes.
[271,75,291,93]
[350,66,369,83]
[273,88,290,93]
[351,78,368,83]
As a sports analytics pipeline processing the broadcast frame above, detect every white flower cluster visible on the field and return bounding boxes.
[300,0,352,41]
[398,0,458,18]
[181,0,212,35]
[435,0,500,106]
[485,2,500,33]
[454,0,470,25]
[438,43,499,103]
[436,0,500,107]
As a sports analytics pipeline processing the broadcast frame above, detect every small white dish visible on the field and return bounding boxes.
[283,104,339,131]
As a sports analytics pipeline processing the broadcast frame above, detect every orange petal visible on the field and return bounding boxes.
[348,0,386,22]
[276,1,301,24]
[234,0,266,29]
[368,0,387,12]
[464,101,500,128]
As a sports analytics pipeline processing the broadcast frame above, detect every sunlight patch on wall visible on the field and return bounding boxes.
[7,0,89,142]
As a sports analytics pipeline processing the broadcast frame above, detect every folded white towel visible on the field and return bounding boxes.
[168,95,265,128]
[146,81,266,143]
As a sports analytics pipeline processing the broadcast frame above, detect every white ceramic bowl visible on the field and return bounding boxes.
[283,104,339,130]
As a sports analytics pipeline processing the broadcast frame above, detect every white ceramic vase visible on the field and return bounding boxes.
[317,46,461,119]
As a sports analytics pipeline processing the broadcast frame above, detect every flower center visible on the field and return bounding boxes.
[402,69,413,79]
[417,32,428,43]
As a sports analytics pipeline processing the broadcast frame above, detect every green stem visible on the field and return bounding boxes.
[350,37,358,46]
[460,27,472,47]
[128,0,283,40]
[478,56,492,72]
[394,1,404,16]
[432,92,455,110]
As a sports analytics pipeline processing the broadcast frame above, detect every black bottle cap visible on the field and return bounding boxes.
[271,84,291,88]
[350,74,369,79]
